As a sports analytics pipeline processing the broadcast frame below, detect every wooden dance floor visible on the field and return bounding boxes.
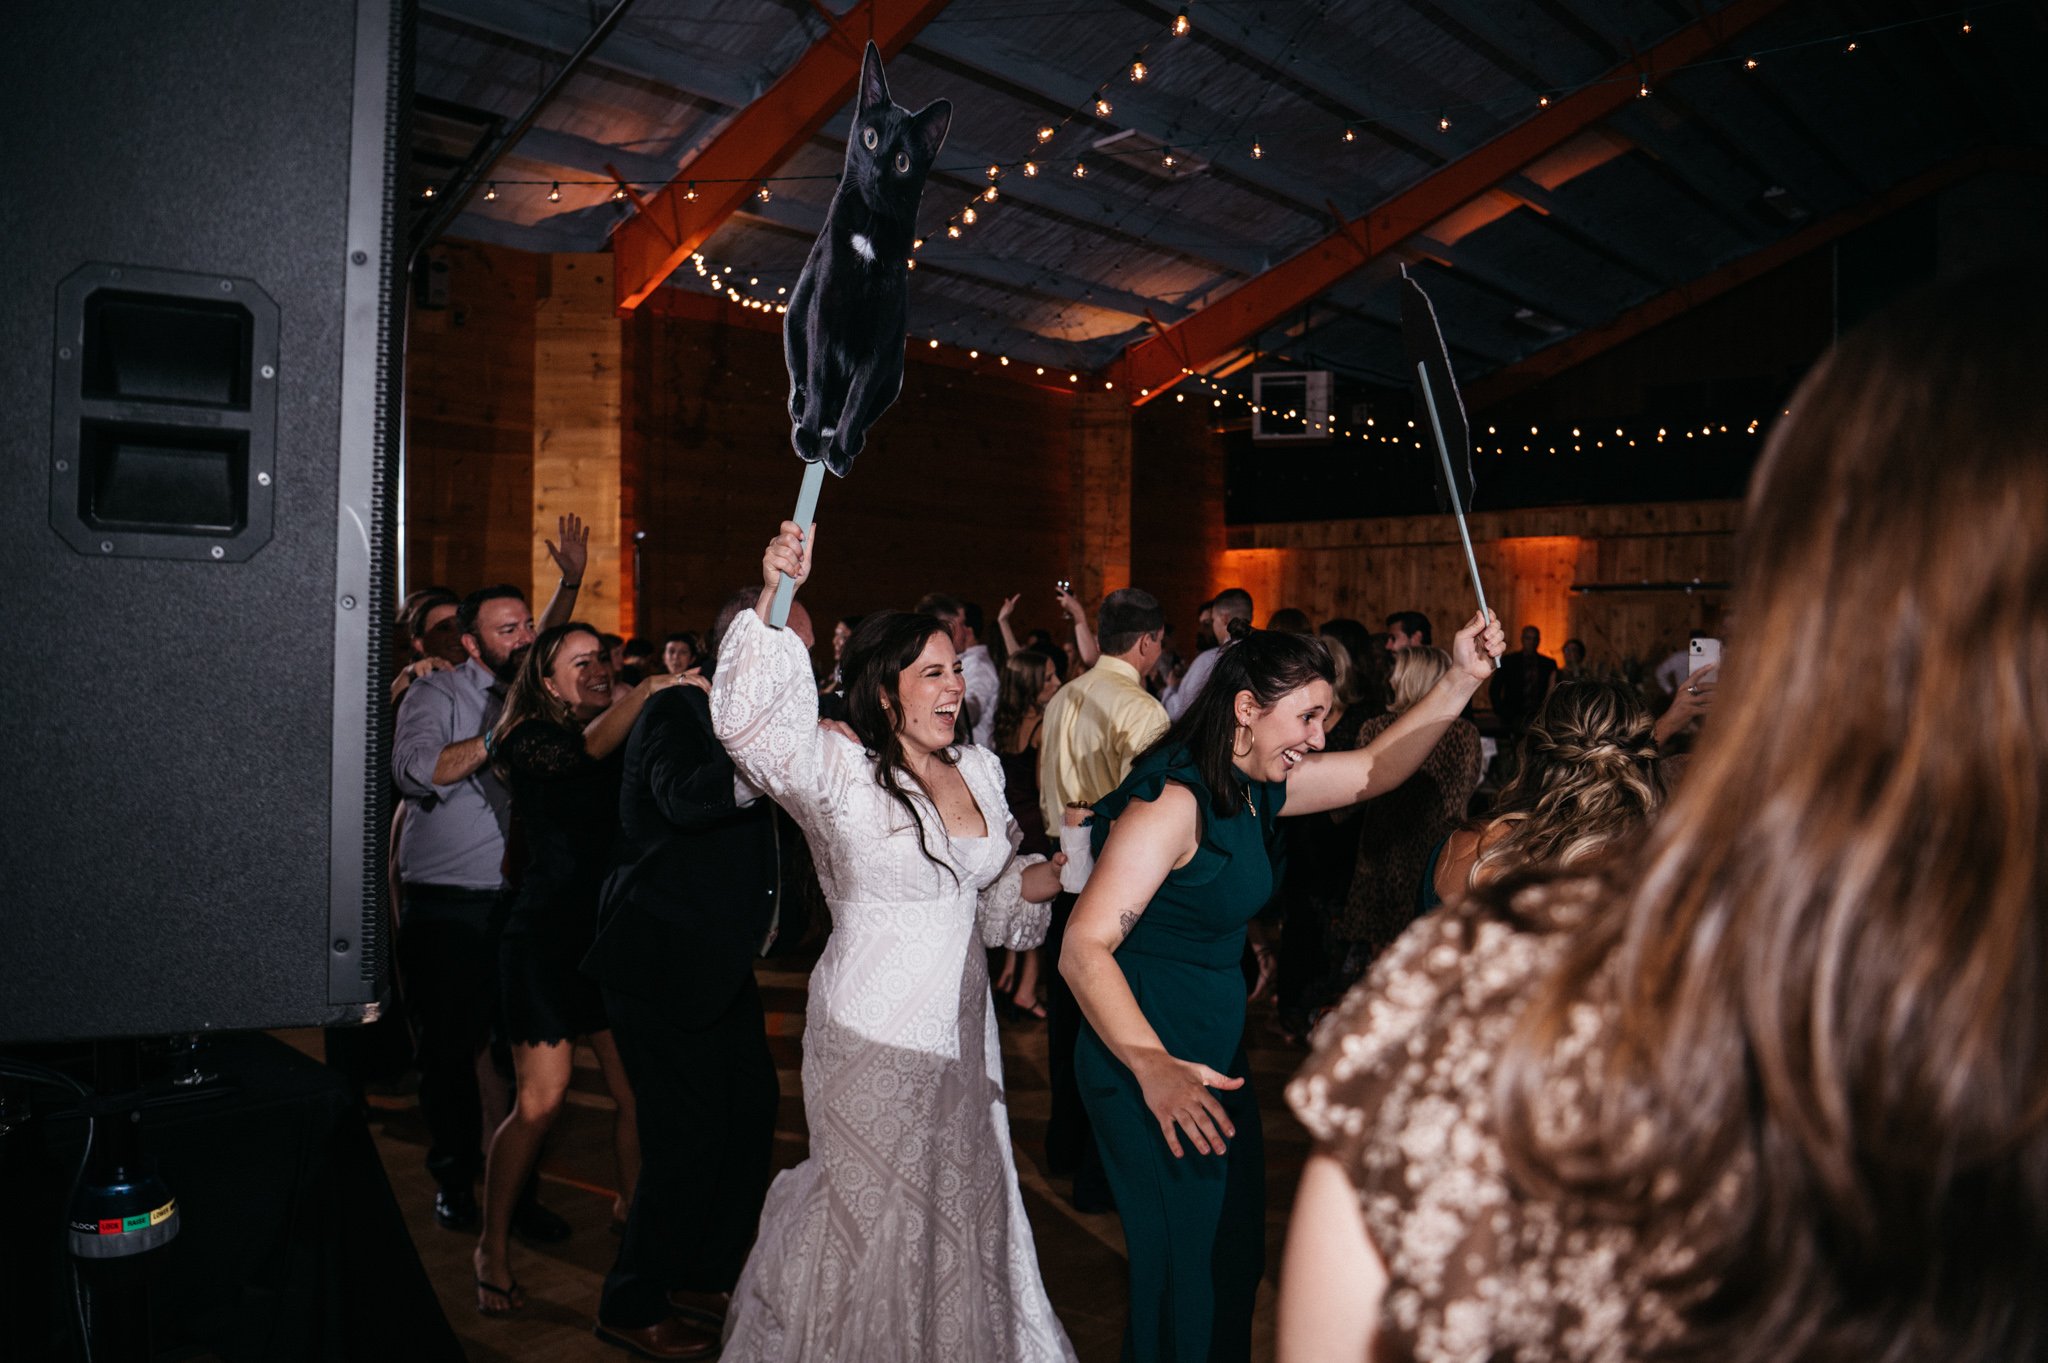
[304,955,1310,1362]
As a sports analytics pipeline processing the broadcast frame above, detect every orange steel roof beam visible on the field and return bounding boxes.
[611,0,956,314]
[1464,146,2046,408]
[1112,0,1794,405]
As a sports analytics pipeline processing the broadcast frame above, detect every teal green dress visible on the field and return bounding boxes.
[1075,743,1285,1363]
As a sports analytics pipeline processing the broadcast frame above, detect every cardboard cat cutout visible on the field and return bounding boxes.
[784,41,951,478]
[768,42,948,627]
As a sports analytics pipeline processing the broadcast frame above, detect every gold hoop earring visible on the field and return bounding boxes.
[1232,723,1253,758]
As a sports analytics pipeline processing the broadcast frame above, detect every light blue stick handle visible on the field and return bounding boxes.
[769,460,826,629]
[1416,361,1499,671]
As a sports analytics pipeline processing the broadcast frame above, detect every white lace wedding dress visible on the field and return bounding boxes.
[710,609,1077,1363]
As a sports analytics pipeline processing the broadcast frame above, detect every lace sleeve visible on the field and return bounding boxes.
[971,749,1049,950]
[711,608,852,825]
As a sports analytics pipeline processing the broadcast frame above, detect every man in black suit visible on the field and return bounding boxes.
[585,593,813,1360]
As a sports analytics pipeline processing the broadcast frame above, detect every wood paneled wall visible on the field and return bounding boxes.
[1220,500,1739,680]
[532,254,625,634]
[619,301,1230,670]
[404,240,540,597]
[406,242,1741,683]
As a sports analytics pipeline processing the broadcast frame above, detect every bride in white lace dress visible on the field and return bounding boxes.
[709,522,1076,1363]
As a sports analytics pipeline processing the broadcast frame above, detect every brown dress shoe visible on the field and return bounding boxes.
[592,1313,720,1360]
[664,1289,730,1332]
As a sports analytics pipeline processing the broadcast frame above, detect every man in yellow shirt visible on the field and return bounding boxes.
[1036,587,1168,1211]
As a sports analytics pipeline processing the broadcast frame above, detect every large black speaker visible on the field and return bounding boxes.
[0,2,412,1042]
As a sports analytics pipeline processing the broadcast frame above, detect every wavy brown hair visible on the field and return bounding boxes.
[1493,273,2048,1361]
[1470,679,1662,884]
[842,610,961,879]
[993,647,1053,753]
[489,622,601,768]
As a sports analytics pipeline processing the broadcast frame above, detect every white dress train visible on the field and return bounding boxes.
[710,609,1077,1363]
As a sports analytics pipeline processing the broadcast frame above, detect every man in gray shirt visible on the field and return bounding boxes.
[390,583,539,1233]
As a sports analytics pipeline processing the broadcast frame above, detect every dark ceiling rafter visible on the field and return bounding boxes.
[1467,144,2046,406]
[1111,0,1799,405]
[911,14,1609,337]
[1411,0,1770,250]
[419,0,1268,330]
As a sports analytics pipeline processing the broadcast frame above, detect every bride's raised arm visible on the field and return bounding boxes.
[711,521,854,825]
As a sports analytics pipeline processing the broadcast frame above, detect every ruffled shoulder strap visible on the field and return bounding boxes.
[1090,742,1216,852]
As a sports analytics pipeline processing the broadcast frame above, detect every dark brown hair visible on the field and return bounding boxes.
[843,611,961,878]
[993,647,1053,753]
[1495,273,2048,1361]
[1153,629,1333,817]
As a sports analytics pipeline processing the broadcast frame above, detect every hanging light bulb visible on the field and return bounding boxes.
[421,184,437,199]
[912,237,924,251]
[1022,160,1039,177]
[1342,126,1356,142]
[1638,74,1651,97]
[961,206,977,225]
[683,181,699,200]
[483,183,497,201]
[1537,95,1550,107]
[1129,56,1147,82]
[757,183,772,201]
[1743,56,1758,70]
[947,223,961,238]
[1437,113,1451,132]
[611,186,628,201]
[1162,151,1177,168]
[1844,39,1858,53]
[1094,96,1113,117]
[1036,124,1056,142]
[1172,6,1190,37]
[986,164,1001,180]
[1250,139,1263,159]
[1072,161,1087,178]
[983,185,998,202]
[547,182,561,202]
[999,356,1010,365]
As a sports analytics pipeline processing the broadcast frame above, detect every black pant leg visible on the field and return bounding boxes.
[1044,891,1090,1173]
[599,975,778,1328]
[396,886,497,1191]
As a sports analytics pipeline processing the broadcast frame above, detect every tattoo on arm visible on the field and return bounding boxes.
[1116,908,1141,942]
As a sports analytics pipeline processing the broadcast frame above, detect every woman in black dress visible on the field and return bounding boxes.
[473,622,685,1314]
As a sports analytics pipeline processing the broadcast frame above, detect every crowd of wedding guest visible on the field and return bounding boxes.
[348,270,2045,1363]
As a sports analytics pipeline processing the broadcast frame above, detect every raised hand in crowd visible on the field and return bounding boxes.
[1055,582,1099,665]
[538,512,591,632]
[1653,661,1715,747]
[997,593,1025,657]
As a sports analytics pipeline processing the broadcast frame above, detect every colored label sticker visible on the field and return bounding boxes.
[149,1201,175,1226]
[98,1218,122,1235]
[122,1214,150,1233]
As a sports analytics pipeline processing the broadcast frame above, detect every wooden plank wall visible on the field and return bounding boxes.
[404,240,540,597]
[623,305,1082,665]
[1220,500,1739,676]
[532,254,625,634]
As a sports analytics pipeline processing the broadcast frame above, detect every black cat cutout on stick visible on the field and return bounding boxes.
[769,41,951,626]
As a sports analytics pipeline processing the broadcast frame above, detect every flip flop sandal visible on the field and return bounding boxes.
[476,1276,524,1316]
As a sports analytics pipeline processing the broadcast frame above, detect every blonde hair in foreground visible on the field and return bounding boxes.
[1387,645,1451,714]
[1494,271,2048,1362]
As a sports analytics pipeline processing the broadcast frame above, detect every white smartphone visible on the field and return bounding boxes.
[1689,636,1722,674]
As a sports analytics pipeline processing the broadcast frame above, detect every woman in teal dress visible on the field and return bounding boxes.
[1060,615,1502,1362]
